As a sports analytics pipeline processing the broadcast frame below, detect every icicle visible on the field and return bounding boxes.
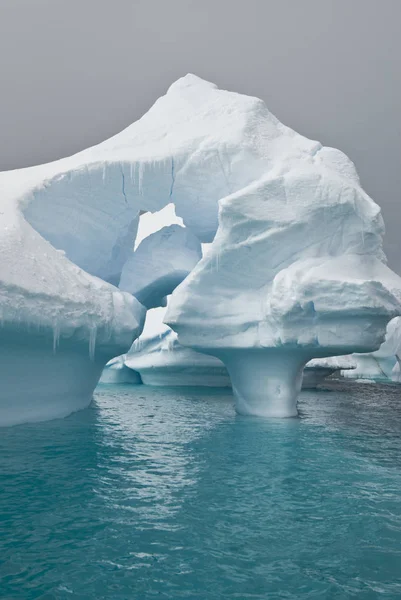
[53,320,60,353]
[89,325,97,361]
[138,162,144,195]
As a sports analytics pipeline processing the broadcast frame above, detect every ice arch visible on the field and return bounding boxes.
[0,74,269,425]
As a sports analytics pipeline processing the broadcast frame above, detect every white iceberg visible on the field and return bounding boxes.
[124,307,229,387]
[302,356,356,388]
[99,355,142,385]
[126,328,230,387]
[1,74,401,424]
[342,317,401,382]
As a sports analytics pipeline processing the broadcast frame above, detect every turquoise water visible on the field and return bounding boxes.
[1,382,401,599]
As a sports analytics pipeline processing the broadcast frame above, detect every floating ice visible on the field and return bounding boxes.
[302,356,356,389]
[99,355,142,385]
[342,317,401,382]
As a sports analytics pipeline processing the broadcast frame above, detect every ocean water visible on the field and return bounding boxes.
[1,381,401,599]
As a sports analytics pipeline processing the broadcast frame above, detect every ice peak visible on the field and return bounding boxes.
[166,73,217,94]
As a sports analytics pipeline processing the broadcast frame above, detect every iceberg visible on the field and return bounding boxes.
[302,356,356,389]
[99,355,142,385]
[1,73,400,424]
[342,317,401,382]
[126,329,230,387]
[163,81,401,417]
[392,362,401,383]
[125,308,230,387]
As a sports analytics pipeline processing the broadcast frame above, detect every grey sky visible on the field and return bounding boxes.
[0,0,399,271]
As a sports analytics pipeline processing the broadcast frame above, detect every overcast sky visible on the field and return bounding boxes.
[0,0,399,271]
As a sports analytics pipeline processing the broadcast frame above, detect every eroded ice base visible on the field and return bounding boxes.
[0,334,110,427]
[138,365,231,387]
[220,350,308,418]
[302,368,337,389]
[100,357,142,385]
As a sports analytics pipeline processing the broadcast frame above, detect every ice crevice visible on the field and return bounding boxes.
[120,163,128,204]
[169,157,175,199]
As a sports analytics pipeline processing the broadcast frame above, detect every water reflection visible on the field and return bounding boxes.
[92,385,235,522]
[1,381,401,599]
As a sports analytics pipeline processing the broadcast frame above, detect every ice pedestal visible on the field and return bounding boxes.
[220,350,308,418]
